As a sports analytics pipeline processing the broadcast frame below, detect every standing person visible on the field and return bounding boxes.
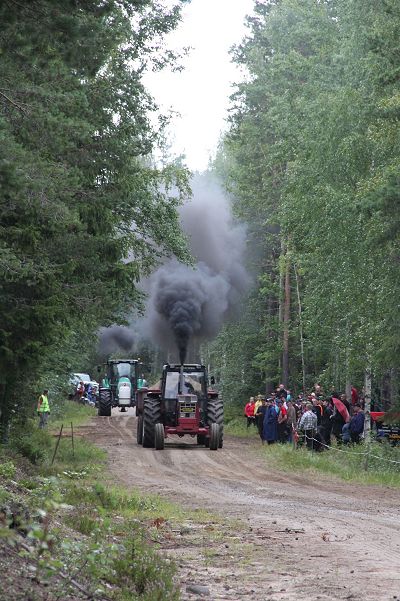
[255,398,268,444]
[263,400,278,445]
[253,395,263,430]
[286,400,297,443]
[37,389,50,429]
[340,393,351,413]
[277,400,288,443]
[348,404,365,443]
[331,401,346,443]
[294,395,303,418]
[244,397,256,428]
[314,383,323,396]
[312,396,323,427]
[351,386,359,407]
[319,399,333,448]
[276,383,287,399]
[298,403,318,450]
[75,380,85,403]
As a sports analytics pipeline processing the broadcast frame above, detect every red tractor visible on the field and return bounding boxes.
[136,363,223,450]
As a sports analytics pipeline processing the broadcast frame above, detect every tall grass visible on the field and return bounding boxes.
[260,441,400,487]
[5,400,98,467]
[225,409,400,487]
[1,400,181,600]
[50,399,96,428]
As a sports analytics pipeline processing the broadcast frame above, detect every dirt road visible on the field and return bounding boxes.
[82,410,400,601]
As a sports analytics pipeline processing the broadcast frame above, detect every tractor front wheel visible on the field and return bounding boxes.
[197,434,206,445]
[142,399,161,448]
[209,423,220,451]
[155,423,165,450]
[136,415,143,445]
[98,390,112,417]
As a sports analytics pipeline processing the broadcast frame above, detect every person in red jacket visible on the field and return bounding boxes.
[244,397,256,428]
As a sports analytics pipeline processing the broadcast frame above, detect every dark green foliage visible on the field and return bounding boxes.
[12,429,52,465]
[0,0,190,435]
[203,292,267,405]
[216,0,400,397]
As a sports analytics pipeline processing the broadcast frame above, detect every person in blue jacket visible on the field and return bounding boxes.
[349,404,365,443]
[263,399,278,445]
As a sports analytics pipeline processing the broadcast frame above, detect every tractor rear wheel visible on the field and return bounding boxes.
[142,398,161,448]
[136,415,143,445]
[155,423,165,450]
[207,398,224,448]
[98,390,112,417]
[209,423,220,450]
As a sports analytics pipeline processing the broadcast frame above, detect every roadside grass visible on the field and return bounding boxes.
[261,440,400,487]
[0,400,97,466]
[50,399,97,428]
[225,411,400,487]
[0,400,231,600]
[225,416,257,438]
[0,402,192,600]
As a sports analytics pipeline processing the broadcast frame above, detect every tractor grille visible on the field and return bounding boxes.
[178,397,197,418]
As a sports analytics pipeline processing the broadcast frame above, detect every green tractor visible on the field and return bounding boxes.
[97,359,148,417]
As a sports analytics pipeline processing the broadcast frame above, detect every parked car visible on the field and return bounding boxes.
[69,373,99,401]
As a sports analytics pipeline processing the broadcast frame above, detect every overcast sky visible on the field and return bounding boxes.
[144,0,254,171]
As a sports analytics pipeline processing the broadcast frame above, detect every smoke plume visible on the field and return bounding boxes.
[143,172,250,361]
[98,325,135,356]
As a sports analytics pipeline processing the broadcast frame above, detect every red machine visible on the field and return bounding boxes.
[136,363,223,451]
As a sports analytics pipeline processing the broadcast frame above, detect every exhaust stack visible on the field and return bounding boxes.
[178,363,185,395]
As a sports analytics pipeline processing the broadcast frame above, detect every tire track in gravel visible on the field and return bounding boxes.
[83,409,400,601]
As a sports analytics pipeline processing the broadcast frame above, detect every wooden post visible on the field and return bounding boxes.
[51,424,63,465]
[71,422,75,458]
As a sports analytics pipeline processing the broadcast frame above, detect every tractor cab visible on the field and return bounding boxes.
[98,359,147,416]
[162,365,207,399]
[136,363,223,451]
[162,364,208,430]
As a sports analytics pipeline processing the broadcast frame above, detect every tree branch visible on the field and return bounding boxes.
[0,90,26,113]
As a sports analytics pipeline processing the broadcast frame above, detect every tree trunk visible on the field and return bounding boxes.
[345,335,351,406]
[0,382,10,445]
[294,264,306,394]
[282,256,290,387]
[265,294,275,395]
[278,246,285,376]
[390,367,398,407]
[381,371,391,411]
[364,367,372,441]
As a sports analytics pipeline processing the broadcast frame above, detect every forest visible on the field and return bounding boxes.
[209,0,400,409]
[1,0,400,436]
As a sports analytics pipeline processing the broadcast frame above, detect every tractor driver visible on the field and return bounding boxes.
[137,373,148,388]
[184,379,195,394]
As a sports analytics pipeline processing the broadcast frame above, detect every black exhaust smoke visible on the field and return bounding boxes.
[137,173,251,360]
[98,325,135,355]
[154,265,212,363]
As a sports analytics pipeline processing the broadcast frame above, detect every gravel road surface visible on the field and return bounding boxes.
[81,409,400,601]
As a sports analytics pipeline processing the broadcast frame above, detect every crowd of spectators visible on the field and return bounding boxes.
[244,383,365,451]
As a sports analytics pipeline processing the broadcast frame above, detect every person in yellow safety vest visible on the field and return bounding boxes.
[37,389,50,429]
